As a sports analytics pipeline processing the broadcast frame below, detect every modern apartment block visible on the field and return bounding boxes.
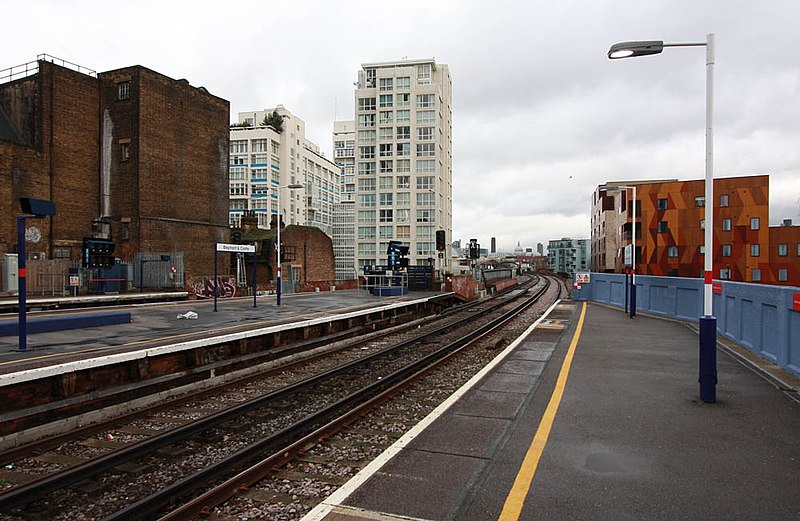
[547,238,589,277]
[230,106,340,236]
[591,174,800,285]
[352,58,453,272]
[333,120,355,202]
[332,201,356,280]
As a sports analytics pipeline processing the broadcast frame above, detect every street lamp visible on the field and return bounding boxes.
[16,198,56,352]
[608,34,717,403]
[601,184,637,318]
[270,183,303,306]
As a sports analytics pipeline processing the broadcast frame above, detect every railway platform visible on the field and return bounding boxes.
[306,300,800,521]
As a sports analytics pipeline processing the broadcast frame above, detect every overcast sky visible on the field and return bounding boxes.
[3,0,799,252]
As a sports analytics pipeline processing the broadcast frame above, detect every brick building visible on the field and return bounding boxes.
[591,175,800,286]
[0,56,230,277]
[239,213,335,289]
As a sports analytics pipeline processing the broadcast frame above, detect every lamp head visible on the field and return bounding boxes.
[608,40,664,59]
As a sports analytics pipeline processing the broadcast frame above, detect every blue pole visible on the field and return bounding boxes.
[629,269,637,318]
[213,249,218,312]
[252,251,257,308]
[624,269,629,315]
[699,315,717,403]
[16,217,27,352]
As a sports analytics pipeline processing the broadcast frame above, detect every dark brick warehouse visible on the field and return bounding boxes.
[0,57,230,277]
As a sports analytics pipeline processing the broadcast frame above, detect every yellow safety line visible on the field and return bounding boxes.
[498,301,587,521]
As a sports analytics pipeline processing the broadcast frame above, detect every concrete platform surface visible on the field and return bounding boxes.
[307,301,800,521]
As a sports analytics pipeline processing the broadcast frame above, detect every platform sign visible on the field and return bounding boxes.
[624,244,632,267]
[713,282,723,295]
[575,272,591,284]
[216,243,255,253]
[793,293,800,311]
[69,275,80,287]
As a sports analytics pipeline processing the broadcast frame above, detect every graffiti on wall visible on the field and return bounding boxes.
[187,276,237,299]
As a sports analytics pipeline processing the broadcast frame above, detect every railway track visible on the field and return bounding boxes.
[0,275,566,520]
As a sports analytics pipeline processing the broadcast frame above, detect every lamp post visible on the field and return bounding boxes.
[601,184,637,318]
[270,183,303,306]
[16,198,56,352]
[608,34,716,403]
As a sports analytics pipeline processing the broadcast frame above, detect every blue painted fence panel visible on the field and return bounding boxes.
[574,273,800,377]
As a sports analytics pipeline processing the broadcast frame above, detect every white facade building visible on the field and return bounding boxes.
[229,106,339,236]
[352,58,453,272]
[332,121,357,280]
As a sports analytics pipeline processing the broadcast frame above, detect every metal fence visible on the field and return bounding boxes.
[13,252,185,296]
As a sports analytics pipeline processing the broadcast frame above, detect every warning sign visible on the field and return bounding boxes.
[575,272,591,284]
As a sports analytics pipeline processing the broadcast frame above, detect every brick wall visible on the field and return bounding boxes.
[282,225,335,283]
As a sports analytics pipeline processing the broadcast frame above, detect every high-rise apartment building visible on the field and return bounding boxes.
[331,121,357,280]
[230,106,339,236]
[352,58,452,272]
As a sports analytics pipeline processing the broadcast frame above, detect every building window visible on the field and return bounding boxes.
[396,126,411,140]
[379,78,393,91]
[396,209,410,223]
[416,94,436,108]
[358,227,376,239]
[778,243,788,256]
[657,198,668,210]
[720,268,731,280]
[750,217,760,230]
[379,209,393,223]
[752,269,761,282]
[359,146,375,159]
[358,97,376,111]
[379,160,393,173]
[117,81,131,100]
[396,192,410,206]
[699,245,705,255]
[119,141,130,162]
[379,226,393,239]
[417,127,435,141]
[416,192,434,207]
[357,162,375,176]
[379,144,393,157]
[396,110,410,123]
[416,209,434,223]
[396,93,411,107]
[358,243,377,257]
[379,193,393,206]
[416,159,436,173]
[397,175,411,188]
[379,127,393,140]
[750,244,760,257]
[358,210,375,223]
[720,194,729,207]
[379,111,393,125]
[379,176,393,190]
[379,94,393,108]
[357,178,375,191]
[230,140,248,154]
[778,268,788,282]
[657,221,668,233]
[358,114,376,128]
[700,219,705,230]
[396,143,411,158]
[358,194,375,207]
[416,176,434,190]
[417,64,432,84]
[396,225,410,239]
[667,246,678,258]
[416,143,436,157]
[694,196,705,207]
[722,244,731,257]
[396,77,410,90]
[416,110,436,124]
[722,218,732,231]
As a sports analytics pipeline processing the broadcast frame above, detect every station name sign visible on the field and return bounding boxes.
[216,243,255,253]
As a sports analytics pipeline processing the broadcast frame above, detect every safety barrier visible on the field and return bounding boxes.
[574,273,800,377]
